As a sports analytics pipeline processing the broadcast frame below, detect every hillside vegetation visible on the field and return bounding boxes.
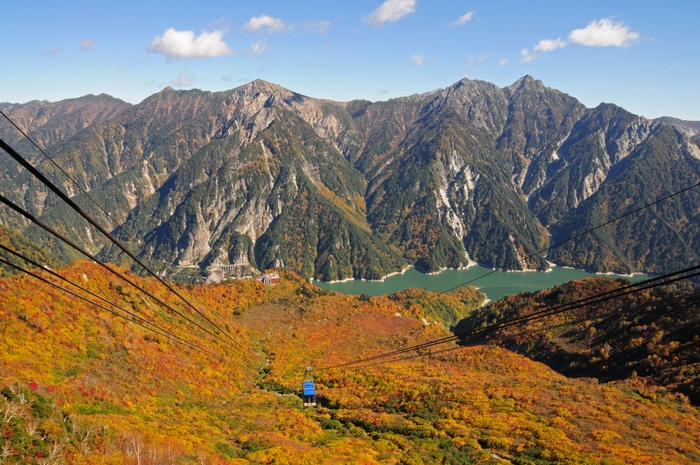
[455,277,700,405]
[1,262,699,464]
[0,225,61,278]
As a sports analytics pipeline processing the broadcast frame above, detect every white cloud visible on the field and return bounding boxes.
[520,18,639,63]
[247,40,267,56]
[477,53,490,61]
[520,40,563,62]
[41,46,60,57]
[366,0,417,27]
[569,18,639,47]
[520,48,537,63]
[449,11,475,26]
[170,73,195,87]
[241,14,288,33]
[534,38,566,52]
[499,58,509,66]
[301,20,331,34]
[409,54,424,65]
[80,38,96,51]
[209,17,231,32]
[148,28,233,60]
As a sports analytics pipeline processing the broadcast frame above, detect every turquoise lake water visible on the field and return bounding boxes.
[313,265,648,302]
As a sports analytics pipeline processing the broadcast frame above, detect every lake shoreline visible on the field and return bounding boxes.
[312,264,648,303]
[313,260,643,285]
[311,265,412,284]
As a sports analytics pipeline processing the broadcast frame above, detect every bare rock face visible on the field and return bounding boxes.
[655,116,700,140]
[528,103,661,227]
[87,81,403,281]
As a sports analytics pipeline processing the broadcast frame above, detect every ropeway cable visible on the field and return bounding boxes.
[343,289,700,370]
[318,263,700,370]
[439,180,700,295]
[0,242,220,355]
[0,109,154,253]
[0,110,226,325]
[0,192,250,356]
[0,137,253,355]
[0,256,219,358]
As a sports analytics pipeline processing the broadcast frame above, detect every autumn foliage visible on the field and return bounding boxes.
[457,278,700,404]
[0,262,699,464]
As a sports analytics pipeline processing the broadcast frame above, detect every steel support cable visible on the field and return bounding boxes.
[657,361,700,374]
[372,268,700,368]
[399,263,700,361]
[318,264,700,370]
[352,262,700,358]
[0,111,220,328]
[0,110,150,253]
[341,268,700,369]
[0,193,248,356]
[439,180,700,295]
[343,289,700,370]
[339,180,700,335]
[0,243,214,356]
[0,138,252,355]
[0,257,219,358]
[463,268,700,343]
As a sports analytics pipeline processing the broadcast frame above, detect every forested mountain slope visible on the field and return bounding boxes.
[456,277,700,404]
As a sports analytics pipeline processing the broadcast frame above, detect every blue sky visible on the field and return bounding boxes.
[2,0,699,120]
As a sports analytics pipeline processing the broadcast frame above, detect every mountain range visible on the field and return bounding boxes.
[1,76,699,281]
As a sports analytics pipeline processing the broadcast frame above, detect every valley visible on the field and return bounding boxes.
[1,0,699,462]
[1,75,700,464]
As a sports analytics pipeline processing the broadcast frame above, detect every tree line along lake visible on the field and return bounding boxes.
[312,264,648,302]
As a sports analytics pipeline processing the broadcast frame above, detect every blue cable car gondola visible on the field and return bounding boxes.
[302,366,316,407]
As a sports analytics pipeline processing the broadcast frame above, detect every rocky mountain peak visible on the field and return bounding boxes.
[512,74,536,86]
[233,79,295,100]
[419,78,506,135]
[504,75,548,97]
[0,93,132,149]
[425,78,502,112]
